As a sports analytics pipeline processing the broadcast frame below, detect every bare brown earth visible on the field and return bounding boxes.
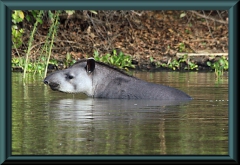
[13,10,229,71]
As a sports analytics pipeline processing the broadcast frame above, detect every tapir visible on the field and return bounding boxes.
[44,58,192,100]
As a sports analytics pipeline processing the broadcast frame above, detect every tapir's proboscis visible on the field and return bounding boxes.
[44,58,192,100]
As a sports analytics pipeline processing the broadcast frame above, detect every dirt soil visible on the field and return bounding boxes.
[13,10,229,71]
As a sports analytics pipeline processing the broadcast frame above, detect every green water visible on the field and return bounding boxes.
[12,71,228,155]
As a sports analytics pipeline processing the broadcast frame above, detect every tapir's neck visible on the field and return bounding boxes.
[82,73,94,97]
[91,64,135,97]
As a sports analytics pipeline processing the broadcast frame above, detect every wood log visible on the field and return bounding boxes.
[176,53,228,57]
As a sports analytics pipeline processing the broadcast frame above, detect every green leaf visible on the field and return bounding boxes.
[12,25,18,30]
[66,10,75,16]
[109,57,113,64]
[26,15,31,22]
[36,18,43,24]
[207,61,212,67]
[72,59,76,63]
[150,57,154,63]
[12,13,17,20]
[32,11,37,18]
[89,10,98,15]
[18,11,24,20]
[180,12,186,18]
[19,29,24,33]
[113,49,117,56]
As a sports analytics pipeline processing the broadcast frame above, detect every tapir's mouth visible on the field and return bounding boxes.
[44,79,60,91]
[48,82,60,91]
[44,81,78,94]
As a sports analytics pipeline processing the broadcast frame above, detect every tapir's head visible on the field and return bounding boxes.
[44,58,95,96]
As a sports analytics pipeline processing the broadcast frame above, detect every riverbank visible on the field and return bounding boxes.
[12,10,228,72]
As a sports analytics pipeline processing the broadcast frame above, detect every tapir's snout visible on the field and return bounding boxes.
[44,78,60,91]
[43,79,49,85]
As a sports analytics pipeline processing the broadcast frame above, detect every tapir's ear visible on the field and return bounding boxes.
[85,58,95,73]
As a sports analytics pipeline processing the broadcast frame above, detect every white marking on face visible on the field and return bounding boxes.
[56,68,93,96]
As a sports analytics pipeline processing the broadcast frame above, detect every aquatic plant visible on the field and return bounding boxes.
[207,56,228,77]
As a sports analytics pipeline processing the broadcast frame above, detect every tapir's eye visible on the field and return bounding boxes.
[66,74,74,80]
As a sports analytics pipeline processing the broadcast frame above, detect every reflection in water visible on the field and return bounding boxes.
[48,98,191,121]
[12,72,228,155]
[42,98,192,155]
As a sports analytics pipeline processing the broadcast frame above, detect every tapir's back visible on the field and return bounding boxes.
[94,76,191,100]
[129,80,191,100]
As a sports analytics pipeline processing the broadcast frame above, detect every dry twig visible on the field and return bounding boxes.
[190,10,228,24]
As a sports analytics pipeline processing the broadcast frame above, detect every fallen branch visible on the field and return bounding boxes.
[190,10,228,25]
[176,52,228,57]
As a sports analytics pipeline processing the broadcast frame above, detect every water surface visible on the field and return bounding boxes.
[12,71,228,155]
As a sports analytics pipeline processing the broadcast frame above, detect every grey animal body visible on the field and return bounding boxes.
[44,58,191,100]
